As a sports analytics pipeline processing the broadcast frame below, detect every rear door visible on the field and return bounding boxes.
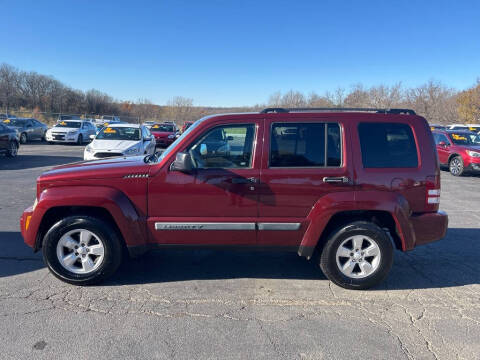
[257,116,354,247]
[0,124,8,150]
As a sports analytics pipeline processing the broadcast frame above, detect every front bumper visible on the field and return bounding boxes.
[155,138,174,147]
[46,133,78,143]
[410,210,448,247]
[20,205,37,249]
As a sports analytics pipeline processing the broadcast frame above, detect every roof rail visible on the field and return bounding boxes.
[260,107,416,115]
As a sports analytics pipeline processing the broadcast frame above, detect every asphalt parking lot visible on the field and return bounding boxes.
[0,143,479,360]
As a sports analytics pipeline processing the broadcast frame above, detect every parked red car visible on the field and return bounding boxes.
[21,108,448,289]
[432,130,480,176]
[182,121,194,133]
[150,123,177,147]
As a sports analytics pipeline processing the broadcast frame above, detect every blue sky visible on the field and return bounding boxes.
[2,0,479,106]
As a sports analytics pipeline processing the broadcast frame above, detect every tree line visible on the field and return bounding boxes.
[1,63,479,124]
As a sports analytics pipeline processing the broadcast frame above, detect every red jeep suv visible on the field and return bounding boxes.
[20,108,448,289]
[432,130,480,176]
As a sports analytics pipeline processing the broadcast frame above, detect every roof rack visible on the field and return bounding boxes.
[260,107,416,115]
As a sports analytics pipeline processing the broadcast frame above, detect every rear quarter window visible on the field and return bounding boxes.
[358,123,418,168]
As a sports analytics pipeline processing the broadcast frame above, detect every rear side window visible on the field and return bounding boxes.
[358,123,418,168]
[270,122,341,167]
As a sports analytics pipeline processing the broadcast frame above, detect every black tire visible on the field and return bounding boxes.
[42,216,123,285]
[48,141,54,145]
[6,141,18,158]
[20,132,27,144]
[77,134,83,145]
[449,155,464,176]
[319,221,393,290]
[42,131,47,142]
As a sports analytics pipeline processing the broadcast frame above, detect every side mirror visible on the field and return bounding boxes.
[89,134,95,140]
[143,137,150,142]
[200,143,207,156]
[171,152,193,173]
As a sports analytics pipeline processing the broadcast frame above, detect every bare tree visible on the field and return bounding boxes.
[164,96,195,125]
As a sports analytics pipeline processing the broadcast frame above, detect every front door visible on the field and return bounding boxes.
[147,120,263,245]
[434,133,451,165]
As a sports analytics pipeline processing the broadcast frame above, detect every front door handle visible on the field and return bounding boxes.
[323,176,350,184]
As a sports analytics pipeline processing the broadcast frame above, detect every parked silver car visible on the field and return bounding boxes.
[2,117,48,143]
[45,120,96,144]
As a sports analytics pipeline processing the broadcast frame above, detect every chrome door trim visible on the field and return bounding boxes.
[155,222,256,231]
[257,223,301,231]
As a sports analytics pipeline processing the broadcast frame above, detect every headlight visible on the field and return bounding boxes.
[125,146,139,155]
[168,134,175,139]
[467,150,480,158]
[85,145,93,153]
[32,198,38,210]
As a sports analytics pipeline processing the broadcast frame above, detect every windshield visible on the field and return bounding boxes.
[96,126,141,141]
[157,118,204,162]
[151,124,174,132]
[3,118,26,127]
[55,121,82,128]
[450,133,480,146]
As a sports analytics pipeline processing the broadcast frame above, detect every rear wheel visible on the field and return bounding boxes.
[319,221,393,290]
[6,141,18,157]
[449,156,464,176]
[20,132,27,144]
[42,216,123,285]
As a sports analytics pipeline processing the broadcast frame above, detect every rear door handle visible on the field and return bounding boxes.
[232,177,258,184]
[323,176,350,184]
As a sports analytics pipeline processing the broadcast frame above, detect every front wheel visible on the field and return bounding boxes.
[42,216,123,285]
[449,156,464,176]
[20,132,27,144]
[319,221,393,290]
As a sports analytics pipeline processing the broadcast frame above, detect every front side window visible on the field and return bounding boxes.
[358,123,418,168]
[188,124,255,169]
[270,122,341,167]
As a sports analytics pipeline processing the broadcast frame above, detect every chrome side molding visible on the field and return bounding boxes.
[155,222,255,231]
[257,223,301,231]
[154,222,301,231]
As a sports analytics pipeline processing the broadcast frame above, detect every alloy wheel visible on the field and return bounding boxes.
[335,235,381,279]
[56,229,105,274]
[450,158,462,175]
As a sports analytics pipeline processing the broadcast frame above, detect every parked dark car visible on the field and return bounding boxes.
[0,123,20,157]
[2,118,48,144]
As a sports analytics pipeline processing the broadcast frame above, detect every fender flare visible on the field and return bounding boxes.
[32,186,147,249]
[298,190,414,258]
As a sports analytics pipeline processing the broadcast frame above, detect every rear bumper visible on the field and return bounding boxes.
[410,210,448,247]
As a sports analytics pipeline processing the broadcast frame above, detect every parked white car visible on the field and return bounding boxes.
[84,123,155,160]
[46,120,96,144]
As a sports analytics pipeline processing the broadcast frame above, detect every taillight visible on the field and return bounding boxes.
[425,175,440,211]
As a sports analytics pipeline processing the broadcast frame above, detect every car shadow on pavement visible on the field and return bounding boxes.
[1,228,479,291]
[107,228,480,290]
[0,232,44,278]
[0,154,83,170]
